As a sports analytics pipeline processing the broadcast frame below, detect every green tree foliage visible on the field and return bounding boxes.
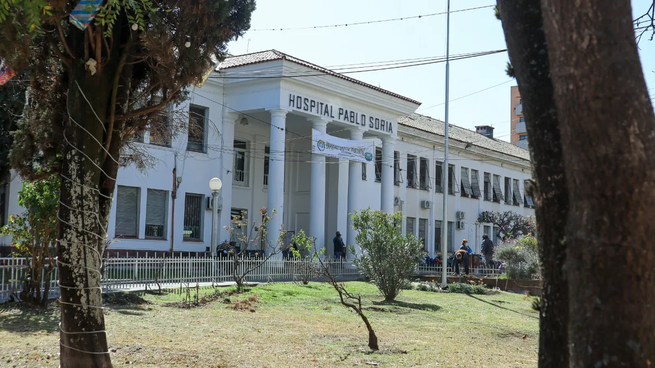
[496,235,540,280]
[0,76,27,182]
[1,176,59,306]
[477,211,536,239]
[350,209,425,301]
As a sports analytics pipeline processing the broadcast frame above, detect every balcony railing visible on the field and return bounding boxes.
[515,103,523,115]
[516,139,529,150]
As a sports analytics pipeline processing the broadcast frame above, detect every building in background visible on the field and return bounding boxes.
[1,50,535,257]
[510,86,528,149]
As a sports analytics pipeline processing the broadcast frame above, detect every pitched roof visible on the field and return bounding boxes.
[219,50,422,105]
[398,114,530,161]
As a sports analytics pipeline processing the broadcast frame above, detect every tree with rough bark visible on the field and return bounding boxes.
[0,1,255,366]
[497,1,655,366]
[476,211,536,240]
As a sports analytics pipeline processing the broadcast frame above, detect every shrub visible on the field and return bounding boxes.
[496,235,540,280]
[0,176,59,306]
[291,229,323,285]
[350,209,425,301]
[447,283,489,295]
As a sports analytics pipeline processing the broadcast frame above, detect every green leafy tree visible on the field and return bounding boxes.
[0,1,255,365]
[350,209,425,301]
[477,211,536,240]
[1,176,59,306]
[0,76,27,182]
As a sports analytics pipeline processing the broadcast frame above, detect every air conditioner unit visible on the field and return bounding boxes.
[456,211,465,219]
[394,197,401,206]
[421,200,431,209]
[456,220,465,230]
[206,196,223,211]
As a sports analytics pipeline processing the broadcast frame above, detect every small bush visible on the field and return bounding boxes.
[496,235,540,280]
[351,210,425,301]
[448,283,489,295]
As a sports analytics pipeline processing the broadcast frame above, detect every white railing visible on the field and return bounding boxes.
[0,256,359,303]
[1,255,505,303]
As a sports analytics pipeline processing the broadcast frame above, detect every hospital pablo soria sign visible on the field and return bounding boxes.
[288,93,395,135]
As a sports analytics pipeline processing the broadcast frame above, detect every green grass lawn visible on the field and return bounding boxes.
[0,282,539,367]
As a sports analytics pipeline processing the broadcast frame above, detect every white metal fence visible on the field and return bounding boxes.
[0,256,360,303]
[1,255,503,303]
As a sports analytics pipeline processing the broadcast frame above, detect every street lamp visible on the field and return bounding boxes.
[209,177,223,256]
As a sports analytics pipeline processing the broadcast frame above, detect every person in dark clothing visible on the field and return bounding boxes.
[333,231,345,259]
[481,234,495,268]
[454,239,470,275]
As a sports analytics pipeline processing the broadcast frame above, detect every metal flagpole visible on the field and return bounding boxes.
[441,0,451,288]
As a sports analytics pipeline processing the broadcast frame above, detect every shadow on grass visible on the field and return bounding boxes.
[0,302,59,333]
[465,294,538,320]
[372,299,441,312]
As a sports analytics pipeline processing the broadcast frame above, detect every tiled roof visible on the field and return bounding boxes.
[219,50,422,105]
[398,114,531,161]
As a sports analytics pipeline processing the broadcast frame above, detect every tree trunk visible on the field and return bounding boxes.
[57,62,112,367]
[496,2,570,367]
[540,0,655,366]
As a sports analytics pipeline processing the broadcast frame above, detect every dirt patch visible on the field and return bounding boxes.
[102,292,151,306]
[364,306,411,314]
[497,331,529,340]
[228,294,259,312]
[162,289,248,310]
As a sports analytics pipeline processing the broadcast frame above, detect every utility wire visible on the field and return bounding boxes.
[211,49,507,80]
[250,4,495,31]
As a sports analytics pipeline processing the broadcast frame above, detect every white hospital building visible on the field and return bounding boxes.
[1,50,534,257]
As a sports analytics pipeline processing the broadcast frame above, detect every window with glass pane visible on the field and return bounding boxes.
[504,177,512,204]
[361,162,367,180]
[434,220,442,254]
[407,155,418,188]
[150,108,172,147]
[448,164,456,195]
[448,221,455,253]
[419,158,430,190]
[187,105,207,152]
[115,186,139,237]
[394,151,401,185]
[435,161,443,193]
[183,194,203,240]
[460,167,472,197]
[470,170,482,198]
[145,189,167,238]
[234,140,249,186]
[418,218,427,249]
[484,172,492,201]
[406,217,416,236]
[263,146,270,186]
[375,147,382,182]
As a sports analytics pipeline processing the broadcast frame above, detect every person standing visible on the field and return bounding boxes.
[333,231,345,259]
[454,239,471,275]
[481,234,495,268]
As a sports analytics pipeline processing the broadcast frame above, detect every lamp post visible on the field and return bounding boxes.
[209,177,223,256]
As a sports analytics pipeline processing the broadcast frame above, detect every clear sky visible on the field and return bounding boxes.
[226,0,655,142]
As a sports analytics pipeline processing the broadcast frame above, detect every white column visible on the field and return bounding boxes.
[347,129,365,259]
[309,118,329,253]
[219,112,239,242]
[381,137,395,213]
[266,109,288,254]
